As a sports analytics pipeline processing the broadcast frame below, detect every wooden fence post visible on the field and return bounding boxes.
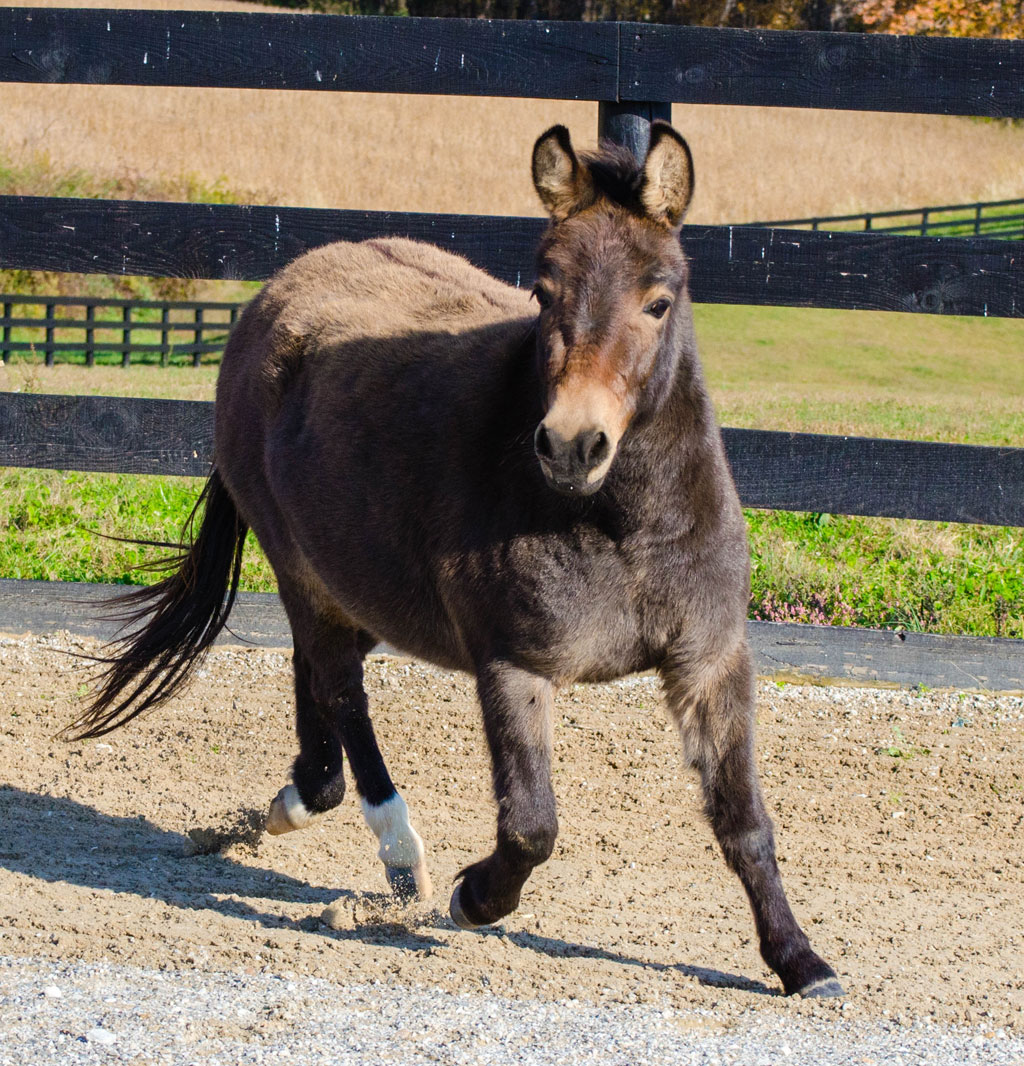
[84,303,95,367]
[597,101,672,161]
[121,305,131,368]
[44,299,55,367]
[160,306,170,367]
[193,307,204,367]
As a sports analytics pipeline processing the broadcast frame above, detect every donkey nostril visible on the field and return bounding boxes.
[534,424,555,461]
[581,430,609,469]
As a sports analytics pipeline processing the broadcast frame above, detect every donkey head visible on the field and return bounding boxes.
[530,121,694,496]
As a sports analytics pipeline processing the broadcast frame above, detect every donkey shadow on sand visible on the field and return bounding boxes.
[68,122,843,998]
[0,785,776,993]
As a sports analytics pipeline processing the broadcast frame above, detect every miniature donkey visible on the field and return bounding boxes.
[72,122,842,998]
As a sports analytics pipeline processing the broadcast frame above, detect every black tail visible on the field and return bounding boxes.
[65,469,248,740]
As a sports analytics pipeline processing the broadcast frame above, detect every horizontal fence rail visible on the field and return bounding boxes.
[2,393,1022,527]
[0,394,214,476]
[2,197,1022,318]
[5,578,1023,691]
[0,294,239,366]
[757,197,1024,240]
[2,11,1024,118]
[620,24,1024,117]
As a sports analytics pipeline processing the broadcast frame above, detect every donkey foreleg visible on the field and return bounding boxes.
[450,662,557,929]
[662,643,843,998]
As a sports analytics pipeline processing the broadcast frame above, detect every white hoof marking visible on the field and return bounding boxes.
[361,793,432,899]
[265,784,314,836]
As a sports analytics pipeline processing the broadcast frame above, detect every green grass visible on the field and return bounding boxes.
[0,469,273,593]
[696,303,1024,446]
[2,302,1022,641]
[2,467,1018,639]
[747,510,1023,638]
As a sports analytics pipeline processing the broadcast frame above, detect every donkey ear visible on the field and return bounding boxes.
[532,125,595,222]
[640,122,694,230]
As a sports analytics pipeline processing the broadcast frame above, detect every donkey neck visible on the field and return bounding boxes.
[597,335,723,532]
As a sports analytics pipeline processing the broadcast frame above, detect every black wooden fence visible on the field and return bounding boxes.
[1,11,1023,688]
[5,194,1021,372]
[6,194,1020,373]
[0,295,239,367]
[756,196,1024,239]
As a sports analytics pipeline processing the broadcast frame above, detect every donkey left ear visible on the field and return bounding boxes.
[640,122,694,230]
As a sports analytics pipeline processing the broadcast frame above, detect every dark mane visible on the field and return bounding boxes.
[580,141,645,212]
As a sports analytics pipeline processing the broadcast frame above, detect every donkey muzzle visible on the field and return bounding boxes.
[534,422,611,495]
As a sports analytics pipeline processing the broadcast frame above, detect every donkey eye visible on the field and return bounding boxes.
[532,286,553,310]
[645,298,672,319]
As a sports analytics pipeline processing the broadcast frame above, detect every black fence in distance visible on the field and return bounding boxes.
[0,295,240,367]
[755,196,1024,239]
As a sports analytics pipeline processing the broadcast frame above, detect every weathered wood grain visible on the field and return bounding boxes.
[687,225,1024,317]
[0,393,213,477]
[622,23,1024,118]
[1,197,1021,317]
[4,394,1023,526]
[2,12,1023,119]
[748,621,1024,691]
[0,196,547,290]
[0,579,291,649]
[0,10,617,100]
[724,429,1024,527]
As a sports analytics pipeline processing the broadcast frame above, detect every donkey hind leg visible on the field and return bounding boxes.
[266,613,430,900]
[450,662,557,930]
[662,643,843,999]
[265,640,351,835]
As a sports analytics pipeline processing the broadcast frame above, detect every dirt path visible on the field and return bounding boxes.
[1,633,1021,1033]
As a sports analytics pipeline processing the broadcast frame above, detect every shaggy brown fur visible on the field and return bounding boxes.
[74,122,841,998]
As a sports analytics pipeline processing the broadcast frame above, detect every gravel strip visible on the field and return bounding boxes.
[1,955,1022,1066]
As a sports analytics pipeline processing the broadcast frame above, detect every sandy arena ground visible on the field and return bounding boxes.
[0,632,1022,1034]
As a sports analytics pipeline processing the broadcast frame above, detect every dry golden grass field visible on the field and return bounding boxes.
[3,0,1024,221]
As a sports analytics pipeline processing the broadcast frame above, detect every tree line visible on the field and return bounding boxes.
[259,0,1022,37]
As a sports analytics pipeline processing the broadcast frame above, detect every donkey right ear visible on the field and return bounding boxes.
[532,125,595,222]
[640,122,694,230]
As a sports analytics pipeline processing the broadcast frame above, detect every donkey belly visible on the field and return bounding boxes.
[219,241,535,672]
[258,389,472,671]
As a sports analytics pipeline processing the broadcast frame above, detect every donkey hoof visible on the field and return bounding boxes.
[798,976,845,999]
[386,862,433,902]
[265,784,314,836]
[449,883,485,931]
